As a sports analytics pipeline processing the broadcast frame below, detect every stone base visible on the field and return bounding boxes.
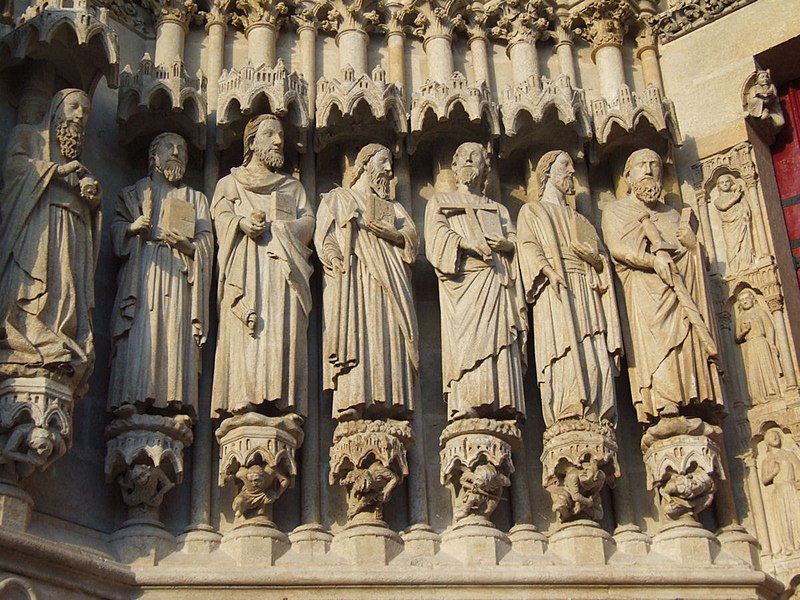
[176,524,222,554]
[332,519,403,566]
[400,523,440,557]
[221,519,290,565]
[110,520,176,565]
[613,523,650,556]
[508,524,547,556]
[288,523,333,556]
[548,520,614,565]
[0,482,33,530]
[441,517,511,565]
[652,520,720,565]
[716,524,761,567]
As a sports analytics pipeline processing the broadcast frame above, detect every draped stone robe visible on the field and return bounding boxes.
[316,187,419,419]
[211,166,314,418]
[601,195,723,424]
[424,191,527,421]
[0,118,101,395]
[517,199,622,427]
[735,302,782,405]
[108,178,213,419]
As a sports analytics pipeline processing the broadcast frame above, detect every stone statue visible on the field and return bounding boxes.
[211,114,315,418]
[424,142,527,421]
[315,143,419,421]
[601,148,723,424]
[518,150,622,427]
[711,174,755,274]
[759,427,800,554]
[735,288,782,405]
[232,463,290,519]
[745,69,785,131]
[118,463,175,520]
[0,89,101,395]
[107,132,213,419]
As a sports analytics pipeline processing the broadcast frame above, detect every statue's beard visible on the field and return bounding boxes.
[456,165,481,189]
[56,119,84,160]
[369,168,391,200]
[632,176,662,207]
[155,158,186,183]
[255,146,284,170]
[554,173,575,196]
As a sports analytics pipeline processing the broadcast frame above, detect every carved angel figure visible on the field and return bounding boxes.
[711,174,755,274]
[735,288,782,405]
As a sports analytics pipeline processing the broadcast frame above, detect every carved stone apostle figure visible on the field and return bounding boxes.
[601,149,723,424]
[107,133,213,418]
[711,173,755,274]
[518,151,622,427]
[315,143,419,421]
[425,142,527,421]
[211,115,315,418]
[760,427,800,554]
[0,89,101,395]
[735,288,782,405]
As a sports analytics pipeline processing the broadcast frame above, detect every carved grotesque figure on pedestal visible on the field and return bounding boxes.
[743,69,785,142]
[734,288,782,406]
[517,151,622,522]
[759,427,800,555]
[711,173,755,275]
[601,149,725,521]
[104,132,212,526]
[316,144,418,524]
[426,142,526,524]
[0,89,101,395]
[211,115,314,524]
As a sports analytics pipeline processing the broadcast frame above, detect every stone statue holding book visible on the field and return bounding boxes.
[315,143,419,421]
[424,142,527,421]
[211,115,315,418]
[108,132,213,418]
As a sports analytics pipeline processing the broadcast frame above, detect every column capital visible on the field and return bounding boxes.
[486,0,553,49]
[317,0,380,36]
[231,0,288,33]
[569,0,634,60]
[149,0,198,30]
[202,0,231,32]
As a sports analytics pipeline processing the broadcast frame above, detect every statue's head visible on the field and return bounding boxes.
[27,427,55,461]
[243,464,273,491]
[764,427,782,449]
[624,148,663,207]
[243,114,284,170]
[50,88,90,161]
[536,150,575,200]
[149,132,188,184]
[130,464,153,486]
[737,287,756,310]
[756,69,771,86]
[350,143,393,199]
[452,142,489,192]
[717,173,736,193]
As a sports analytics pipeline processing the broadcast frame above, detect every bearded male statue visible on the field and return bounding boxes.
[107,133,213,418]
[315,144,419,421]
[0,89,101,395]
[211,114,315,419]
[601,149,723,424]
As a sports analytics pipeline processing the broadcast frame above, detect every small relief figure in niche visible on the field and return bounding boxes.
[735,288,782,405]
[315,144,419,422]
[107,133,214,419]
[760,427,800,555]
[424,142,528,422]
[745,69,785,130]
[0,89,101,395]
[211,115,315,419]
[118,463,175,519]
[232,463,290,519]
[711,174,755,275]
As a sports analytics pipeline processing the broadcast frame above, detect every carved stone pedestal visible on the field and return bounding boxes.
[508,524,548,557]
[0,378,73,530]
[400,524,440,558]
[176,525,223,555]
[109,522,176,565]
[329,419,413,523]
[549,519,615,566]
[651,519,720,565]
[441,516,512,565]
[541,419,619,523]
[216,413,304,523]
[716,524,761,567]
[439,418,521,523]
[613,523,651,556]
[642,416,724,521]
[289,523,333,556]
[332,519,404,566]
[221,517,291,566]
[105,409,194,525]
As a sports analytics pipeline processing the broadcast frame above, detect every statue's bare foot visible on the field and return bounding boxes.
[338,407,362,421]
[450,408,479,421]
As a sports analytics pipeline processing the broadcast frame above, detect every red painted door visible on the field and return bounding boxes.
[772,81,800,285]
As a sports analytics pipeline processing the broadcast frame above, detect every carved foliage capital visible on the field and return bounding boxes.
[231,0,288,32]
[201,0,232,28]
[570,0,634,52]
[486,0,553,47]
[318,0,380,35]
[144,0,198,27]
[408,1,462,42]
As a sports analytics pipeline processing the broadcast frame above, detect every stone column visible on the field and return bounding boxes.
[154,13,188,66]
[767,293,798,388]
[203,3,228,196]
[385,19,405,91]
[595,44,626,101]
[552,24,577,86]
[424,35,454,83]
[295,11,318,109]
[468,34,489,83]
[486,0,549,84]
[336,28,369,74]
[247,23,277,68]
[508,40,538,84]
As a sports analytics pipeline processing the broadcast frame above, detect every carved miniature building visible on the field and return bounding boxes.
[0,0,799,598]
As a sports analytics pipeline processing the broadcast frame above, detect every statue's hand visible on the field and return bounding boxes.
[459,237,491,258]
[485,233,514,254]
[130,215,152,235]
[322,246,344,272]
[366,220,403,245]
[653,253,674,286]
[56,160,86,178]
[240,217,267,239]
[162,228,195,257]
[543,266,566,293]
[676,224,697,250]
[79,176,100,202]
[571,240,601,269]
